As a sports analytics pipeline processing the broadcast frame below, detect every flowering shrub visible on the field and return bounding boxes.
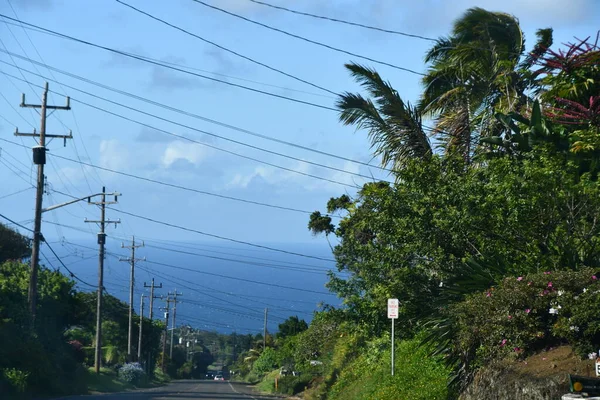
[118,362,146,385]
[452,267,600,369]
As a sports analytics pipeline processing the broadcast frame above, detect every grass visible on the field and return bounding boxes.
[327,336,450,400]
[256,369,279,393]
[84,367,135,393]
[84,366,169,394]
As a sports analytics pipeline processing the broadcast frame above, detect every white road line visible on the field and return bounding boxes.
[228,382,259,399]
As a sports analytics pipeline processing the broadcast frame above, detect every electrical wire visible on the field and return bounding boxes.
[46,153,325,216]
[0,48,390,173]
[104,206,336,262]
[0,186,33,200]
[115,0,337,95]
[142,258,333,295]
[0,14,337,110]
[0,211,33,232]
[144,243,333,274]
[138,263,317,316]
[246,0,438,41]
[0,63,376,185]
[191,0,425,76]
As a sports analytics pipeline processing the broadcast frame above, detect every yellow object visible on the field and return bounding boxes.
[573,381,583,392]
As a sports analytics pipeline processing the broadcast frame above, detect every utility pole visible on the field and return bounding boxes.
[263,308,268,350]
[85,186,120,374]
[160,297,171,372]
[120,237,145,361]
[144,279,162,372]
[15,82,71,324]
[144,279,163,320]
[168,290,183,358]
[138,294,145,362]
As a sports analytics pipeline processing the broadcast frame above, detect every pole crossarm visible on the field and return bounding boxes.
[42,192,106,213]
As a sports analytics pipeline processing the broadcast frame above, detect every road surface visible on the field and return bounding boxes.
[53,380,284,400]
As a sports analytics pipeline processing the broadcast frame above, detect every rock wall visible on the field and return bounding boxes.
[460,362,570,400]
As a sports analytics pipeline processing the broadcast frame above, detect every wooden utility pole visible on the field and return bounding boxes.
[15,82,71,324]
[168,290,183,358]
[138,294,145,361]
[160,297,171,372]
[144,279,163,320]
[85,187,120,374]
[120,237,145,361]
[263,308,268,350]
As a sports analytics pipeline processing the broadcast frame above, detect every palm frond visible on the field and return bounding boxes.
[337,63,432,170]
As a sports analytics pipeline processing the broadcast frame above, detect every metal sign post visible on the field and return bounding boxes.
[387,298,399,376]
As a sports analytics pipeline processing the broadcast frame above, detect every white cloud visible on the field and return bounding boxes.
[99,139,129,171]
[161,141,207,167]
[225,159,372,194]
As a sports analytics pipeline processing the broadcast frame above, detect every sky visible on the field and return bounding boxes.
[0,1,599,331]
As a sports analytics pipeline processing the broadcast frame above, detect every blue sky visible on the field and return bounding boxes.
[1,0,599,332]
[1,0,599,246]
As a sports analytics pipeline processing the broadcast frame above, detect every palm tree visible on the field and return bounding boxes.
[337,8,552,170]
[420,8,553,163]
[337,63,432,172]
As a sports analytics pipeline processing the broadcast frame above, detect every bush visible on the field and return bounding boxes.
[328,334,449,400]
[3,368,29,393]
[276,374,312,395]
[451,267,600,372]
[252,348,278,376]
[118,362,146,385]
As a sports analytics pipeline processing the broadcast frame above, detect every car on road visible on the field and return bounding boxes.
[214,374,225,381]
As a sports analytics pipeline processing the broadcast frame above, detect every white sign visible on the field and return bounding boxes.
[387,298,399,319]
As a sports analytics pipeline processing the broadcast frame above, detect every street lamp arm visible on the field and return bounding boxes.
[41,192,119,213]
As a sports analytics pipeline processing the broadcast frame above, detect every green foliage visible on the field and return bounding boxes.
[276,316,308,340]
[0,223,30,263]
[294,311,342,368]
[118,362,146,385]
[327,335,449,400]
[277,374,312,395]
[252,347,278,376]
[450,267,600,379]
[2,368,29,393]
[0,260,86,397]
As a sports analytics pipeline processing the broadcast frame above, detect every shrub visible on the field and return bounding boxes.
[451,267,600,375]
[276,374,312,395]
[3,368,29,393]
[252,348,278,376]
[119,362,146,385]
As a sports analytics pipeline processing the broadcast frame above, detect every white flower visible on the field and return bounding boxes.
[549,308,559,315]
[589,352,598,360]
[558,290,564,296]
[584,288,588,293]
[570,326,580,332]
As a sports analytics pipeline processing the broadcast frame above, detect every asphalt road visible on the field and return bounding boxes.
[53,380,284,400]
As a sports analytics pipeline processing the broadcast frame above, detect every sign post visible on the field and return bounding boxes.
[387,298,399,376]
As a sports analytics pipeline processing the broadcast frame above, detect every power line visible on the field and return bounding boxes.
[0,186,33,200]
[0,20,332,100]
[47,153,319,216]
[0,48,390,173]
[126,236,332,270]
[0,67,364,187]
[0,212,33,233]
[144,243,333,274]
[191,0,425,76]
[246,0,438,41]
[143,259,333,295]
[0,13,337,110]
[43,237,97,288]
[115,0,336,95]
[105,206,336,262]
[0,101,359,189]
